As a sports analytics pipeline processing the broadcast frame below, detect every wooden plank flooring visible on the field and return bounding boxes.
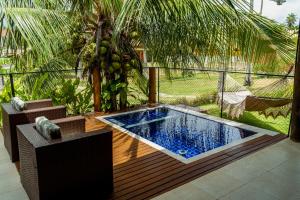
[84,113,287,200]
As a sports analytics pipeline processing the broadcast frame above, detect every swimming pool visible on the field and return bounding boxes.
[97,105,278,163]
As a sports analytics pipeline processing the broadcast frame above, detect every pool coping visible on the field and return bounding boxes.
[96,104,279,164]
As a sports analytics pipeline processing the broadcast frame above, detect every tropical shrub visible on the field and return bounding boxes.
[0,75,93,126]
[101,79,127,112]
[50,78,93,115]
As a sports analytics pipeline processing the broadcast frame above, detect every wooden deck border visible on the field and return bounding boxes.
[84,113,287,200]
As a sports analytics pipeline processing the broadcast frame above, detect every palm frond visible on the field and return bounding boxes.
[21,57,71,92]
[0,1,70,64]
[115,0,295,70]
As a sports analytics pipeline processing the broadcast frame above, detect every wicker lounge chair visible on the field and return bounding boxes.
[17,116,113,200]
[1,99,66,162]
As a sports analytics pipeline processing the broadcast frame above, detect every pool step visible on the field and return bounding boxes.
[125,115,177,129]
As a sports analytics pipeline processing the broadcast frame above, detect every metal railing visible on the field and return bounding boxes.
[0,67,294,134]
[151,67,294,135]
[0,68,83,97]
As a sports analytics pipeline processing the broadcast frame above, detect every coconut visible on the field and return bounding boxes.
[100,46,107,55]
[124,63,131,71]
[100,62,106,69]
[112,62,121,70]
[112,54,121,62]
[101,40,110,47]
[109,66,114,74]
[130,31,139,39]
[130,59,138,67]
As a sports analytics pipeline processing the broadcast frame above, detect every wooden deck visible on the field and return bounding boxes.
[84,113,287,200]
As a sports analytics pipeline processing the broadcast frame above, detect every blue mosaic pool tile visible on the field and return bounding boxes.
[106,107,257,159]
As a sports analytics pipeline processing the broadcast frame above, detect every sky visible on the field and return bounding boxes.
[253,0,300,24]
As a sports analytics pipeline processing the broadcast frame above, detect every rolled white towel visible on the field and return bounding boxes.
[35,116,61,140]
[11,97,26,111]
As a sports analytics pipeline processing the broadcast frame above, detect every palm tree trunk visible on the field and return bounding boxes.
[244,0,254,86]
[92,66,101,112]
[290,24,300,142]
[260,0,264,15]
[93,16,104,112]
[250,0,254,13]
[244,63,252,86]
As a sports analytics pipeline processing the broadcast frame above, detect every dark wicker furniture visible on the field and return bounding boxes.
[17,116,113,200]
[1,99,66,162]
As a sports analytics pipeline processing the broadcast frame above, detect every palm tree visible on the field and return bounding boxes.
[270,0,287,5]
[0,0,295,111]
[0,1,73,93]
[260,0,264,15]
[250,0,254,12]
[260,0,288,18]
[286,13,297,33]
[244,0,255,86]
[245,0,289,85]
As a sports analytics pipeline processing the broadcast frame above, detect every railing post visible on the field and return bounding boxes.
[157,68,160,104]
[1,75,4,86]
[9,73,15,97]
[148,67,157,105]
[220,71,225,118]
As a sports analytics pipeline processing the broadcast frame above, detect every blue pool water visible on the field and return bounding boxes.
[105,107,257,159]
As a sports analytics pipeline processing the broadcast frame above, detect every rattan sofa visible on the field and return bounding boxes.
[17,116,113,200]
[1,99,66,162]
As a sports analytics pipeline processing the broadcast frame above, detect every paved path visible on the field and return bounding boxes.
[0,131,299,200]
[154,138,300,200]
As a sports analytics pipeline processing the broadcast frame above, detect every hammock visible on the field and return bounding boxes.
[217,73,293,119]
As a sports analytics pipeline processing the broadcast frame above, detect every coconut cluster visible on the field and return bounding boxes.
[97,36,139,75]
[82,43,96,66]
[67,19,86,52]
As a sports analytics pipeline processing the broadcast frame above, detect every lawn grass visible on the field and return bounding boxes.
[159,73,220,96]
[201,104,290,134]
[159,72,290,134]
[159,72,283,96]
